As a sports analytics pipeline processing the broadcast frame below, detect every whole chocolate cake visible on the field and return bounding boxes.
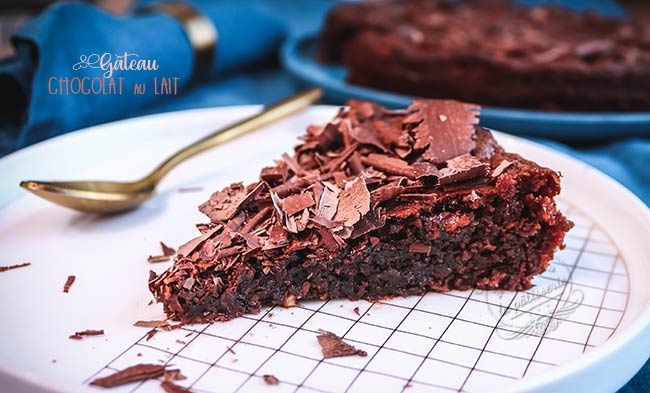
[320,0,650,111]
[149,99,573,323]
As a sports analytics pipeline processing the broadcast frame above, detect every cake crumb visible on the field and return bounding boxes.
[263,374,279,385]
[63,275,76,293]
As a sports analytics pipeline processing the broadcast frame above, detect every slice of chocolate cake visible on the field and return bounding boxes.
[319,0,650,111]
[149,99,573,323]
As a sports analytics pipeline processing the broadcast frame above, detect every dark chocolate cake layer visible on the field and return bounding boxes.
[149,99,573,323]
[320,0,650,111]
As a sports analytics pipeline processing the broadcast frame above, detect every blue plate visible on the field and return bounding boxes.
[281,34,650,141]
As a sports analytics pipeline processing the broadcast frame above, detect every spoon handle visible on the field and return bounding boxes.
[143,88,323,185]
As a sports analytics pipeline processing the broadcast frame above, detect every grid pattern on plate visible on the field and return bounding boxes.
[83,199,629,393]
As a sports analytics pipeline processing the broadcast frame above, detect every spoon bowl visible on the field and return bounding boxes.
[19,180,154,213]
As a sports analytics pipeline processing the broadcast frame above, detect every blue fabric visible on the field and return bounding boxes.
[0,0,648,389]
[0,0,286,150]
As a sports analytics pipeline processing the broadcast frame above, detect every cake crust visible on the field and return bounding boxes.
[149,100,572,323]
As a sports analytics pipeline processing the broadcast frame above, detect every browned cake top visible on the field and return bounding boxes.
[158,100,514,281]
[326,0,650,71]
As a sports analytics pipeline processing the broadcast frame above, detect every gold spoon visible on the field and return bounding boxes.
[19,88,323,214]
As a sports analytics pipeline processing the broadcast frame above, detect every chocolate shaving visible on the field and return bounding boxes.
[361,153,415,179]
[199,182,266,224]
[323,143,359,173]
[160,242,176,256]
[0,262,30,273]
[69,329,104,340]
[348,151,365,174]
[403,100,480,163]
[145,329,158,341]
[263,375,280,385]
[491,159,513,177]
[318,227,340,251]
[316,184,340,221]
[161,323,183,331]
[575,39,613,59]
[350,208,386,239]
[240,207,273,235]
[164,369,187,381]
[332,177,370,228]
[371,184,406,205]
[282,192,315,216]
[282,152,306,175]
[410,162,440,179]
[317,330,367,358]
[438,154,490,185]
[349,124,388,152]
[134,320,169,328]
[161,381,192,393]
[148,255,170,263]
[63,275,76,293]
[177,225,222,257]
[316,122,341,150]
[89,364,166,388]
[361,154,438,180]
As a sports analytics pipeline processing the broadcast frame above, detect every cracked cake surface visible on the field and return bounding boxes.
[149,99,573,323]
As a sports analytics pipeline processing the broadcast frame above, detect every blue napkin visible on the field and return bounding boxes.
[0,0,286,153]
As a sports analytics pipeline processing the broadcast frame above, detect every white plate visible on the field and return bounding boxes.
[0,106,649,393]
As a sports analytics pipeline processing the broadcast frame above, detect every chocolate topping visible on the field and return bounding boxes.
[438,154,490,185]
[491,159,514,177]
[403,100,480,163]
[150,99,517,323]
[333,177,371,228]
[281,192,316,216]
[0,262,30,273]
